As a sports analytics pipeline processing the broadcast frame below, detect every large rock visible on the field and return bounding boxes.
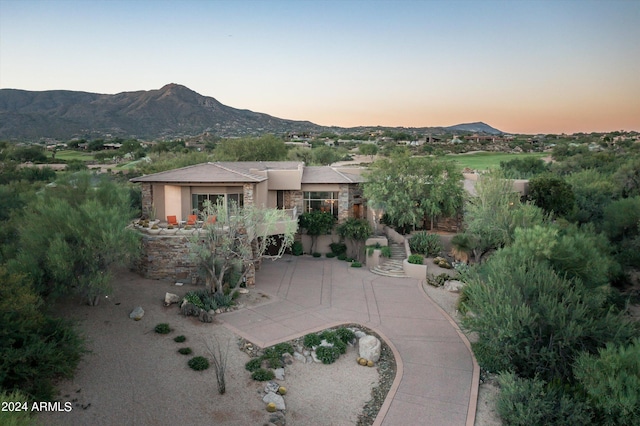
[129,306,144,320]
[263,392,286,410]
[274,368,285,380]
[358,335,381,362]
[444,280,465,293]
[164,292,181,306]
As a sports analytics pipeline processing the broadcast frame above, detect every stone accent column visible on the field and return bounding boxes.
[284,190,303,212]
[338,184,352,223]
[243,183,254,207]
[141,183,153,218]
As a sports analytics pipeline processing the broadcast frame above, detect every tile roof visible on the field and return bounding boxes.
[129,162,267,183]
[301,166,366,184]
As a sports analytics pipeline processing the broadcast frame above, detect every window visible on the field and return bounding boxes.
[192,193,243,213]
[303,191,339,217]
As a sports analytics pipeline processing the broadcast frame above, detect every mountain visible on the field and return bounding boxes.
[0,83,324,140]
[444,122,502,135]
[0,84,503,140]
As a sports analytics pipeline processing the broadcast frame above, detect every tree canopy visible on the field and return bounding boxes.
[363,154,463,230]
[214,135,287,161]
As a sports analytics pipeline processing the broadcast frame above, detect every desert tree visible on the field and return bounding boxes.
[298,211,335,253]
[191,200,296,296]
[363,154,463,231]
[336,218,372,261]
[10,172,140,305]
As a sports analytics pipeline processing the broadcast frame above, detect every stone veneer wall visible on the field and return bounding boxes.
[137,234,199,282]
[243,183,254,206]
[141,183,153,218]
[284,190,303,212]
[136,233,257,286]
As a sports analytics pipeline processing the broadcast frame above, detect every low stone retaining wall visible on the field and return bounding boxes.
[136,234,199,282]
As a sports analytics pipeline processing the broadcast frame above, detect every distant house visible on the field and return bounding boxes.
[129,161,369,225]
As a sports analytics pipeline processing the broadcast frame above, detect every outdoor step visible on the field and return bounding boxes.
[370,267,407,278]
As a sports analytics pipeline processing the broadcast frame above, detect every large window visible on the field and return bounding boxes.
[192,193,243,213]
[303,191,339,218]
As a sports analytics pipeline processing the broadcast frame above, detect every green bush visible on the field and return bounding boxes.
[315,346,341,364]
[291,241,303,256]
[337,253,347,261]
[336,327,356,344]
[325,252,336,258]
[251,368,275,381]
[312,252,321,257]
[267,342,295,358]
[408,254,424,265]
[496,372,592,425]
[183,291,204,309]
[188,356,210,371]
[245,357,262,372]
[173,335,186,343]
[0,390,32,426]
[380,246,392,258]
[574,338,640,425]
[345,257,354,262]
[351,261,362,267]
[178,347,192,355]
[409,232,442,257]
[154,323,171,334]
[195,289,218,311]
[319,330,347,354]
[329,242,347,256]
[264,355,283,369]
[303,333,322,348]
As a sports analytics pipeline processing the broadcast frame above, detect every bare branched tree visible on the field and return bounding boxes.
[205,336,230,395]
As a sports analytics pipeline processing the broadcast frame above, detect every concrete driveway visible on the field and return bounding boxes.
[219,255,479,426]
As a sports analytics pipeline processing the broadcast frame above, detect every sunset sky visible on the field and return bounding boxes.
[1,0,639,134]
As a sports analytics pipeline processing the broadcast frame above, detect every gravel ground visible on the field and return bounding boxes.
[37,269,385,426]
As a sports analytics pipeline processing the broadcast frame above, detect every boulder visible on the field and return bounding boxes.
[274,368,285,380]
[199,310,213,323]
[358,335,381,362]
[264,381,280,394]
[282,353,294,365]
[444,280,465,293]
[263,392,286,411]
[293,351,307,363]
[129,306,144,320]
[164,292,181,306]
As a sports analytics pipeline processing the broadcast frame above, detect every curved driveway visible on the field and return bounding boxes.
[219,255,479,426]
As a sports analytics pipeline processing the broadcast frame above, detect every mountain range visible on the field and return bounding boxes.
[0,83,502,140]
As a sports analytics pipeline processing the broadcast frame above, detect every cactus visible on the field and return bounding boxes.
[266,402,277,412]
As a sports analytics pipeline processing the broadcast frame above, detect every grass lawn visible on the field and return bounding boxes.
[447,152,547,171]
[49,150,95,161]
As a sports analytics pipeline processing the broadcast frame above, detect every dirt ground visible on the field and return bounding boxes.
[38,269,378,426]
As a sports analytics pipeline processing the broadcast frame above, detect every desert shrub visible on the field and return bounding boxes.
[380,246,392,257]
[408,254,424,265]
[345,257,354,262]
[496,372,592,425]
[315,346,341,364]
[154,323,171,334]
[303,333,322,348]
[336,327,356,344]
[264,356,283,369]
[427,273,449,288]
[329,242,347,256]
[337,253,347,261]
[462,254,638,383]
[213,292,234,308]
[351,261,362,267]
[173,335,186,343]
[319,330,347,354]
[291,241,303,256]
[195,289,218,311]
[251,368,275,381]
[183,291,205,309]
[245,357,262,372]
[409,231,442,257]
[325,252,335,258]
[270,342,294,357]
[178,347,192,355]
[574,338,640,425]
[0,390,32,426]
[312,252,321,257]
[188,356,210,371]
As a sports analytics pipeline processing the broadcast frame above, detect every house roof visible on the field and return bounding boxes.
[130,161,366,185]
[129,162,268,183]
[301,166,366,184]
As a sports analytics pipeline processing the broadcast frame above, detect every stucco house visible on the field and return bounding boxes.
[129,162,370,282]
[130,161,368,224]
